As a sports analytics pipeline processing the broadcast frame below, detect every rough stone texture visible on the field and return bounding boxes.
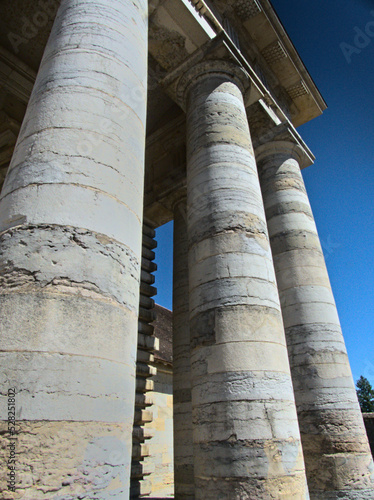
[153,305,173,366]
[173,198,194,499]
[184,63,309,499]
[0,0,148,497]
[256,141,374,499]
[144,304,174,497]
[0,421,129,500]
[144,367,174,497]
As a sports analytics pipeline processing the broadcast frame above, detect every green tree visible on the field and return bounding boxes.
[356,376,374,413]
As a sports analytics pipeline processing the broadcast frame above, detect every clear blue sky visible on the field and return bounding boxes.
[154,0,374,387]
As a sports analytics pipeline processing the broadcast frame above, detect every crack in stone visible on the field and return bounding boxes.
[0,224,140,308]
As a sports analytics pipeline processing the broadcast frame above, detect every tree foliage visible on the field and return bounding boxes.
[356,376,374,413]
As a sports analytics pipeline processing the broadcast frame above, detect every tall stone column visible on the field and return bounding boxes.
[173,197,194,499]
[256,141,374,499]
[0,0,147,498]
[180,61,309,499]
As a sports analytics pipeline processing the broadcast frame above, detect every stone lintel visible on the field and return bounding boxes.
[151,0,325,127]
[161,32,313,157]
[161,33,263,110]
[0,46,36,105]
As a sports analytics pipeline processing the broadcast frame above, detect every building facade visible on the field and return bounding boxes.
[0,0,373,499]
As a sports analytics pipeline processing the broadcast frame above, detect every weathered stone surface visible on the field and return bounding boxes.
[144,369,174,497]
[0,225,140,307]
[173,198,194,499]
[195,473,309,500]
[0,421,129,500]
[256,141,374,498]
[184,63,308,499]
[0,0,148,497]
[0,0,349,498]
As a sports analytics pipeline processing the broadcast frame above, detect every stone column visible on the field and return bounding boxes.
[256,141,374,499]
[0,0,147,498]
[172,197,194,499]
[180,61,309,499]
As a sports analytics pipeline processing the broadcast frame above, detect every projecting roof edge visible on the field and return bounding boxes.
[259,0,327,112]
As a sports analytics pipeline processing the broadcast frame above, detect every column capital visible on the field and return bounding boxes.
[176,59,250,110]
[255,140,311,169]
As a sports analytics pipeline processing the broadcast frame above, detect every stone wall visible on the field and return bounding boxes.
[145,367,174,497]
[144,305,174,497]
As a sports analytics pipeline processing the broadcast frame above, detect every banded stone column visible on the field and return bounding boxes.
[180,62,309,499]
[256,141,374,499]
[0,0,147,498]
[172,197,194,499]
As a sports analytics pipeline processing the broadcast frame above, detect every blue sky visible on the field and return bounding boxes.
[154,0,374,387]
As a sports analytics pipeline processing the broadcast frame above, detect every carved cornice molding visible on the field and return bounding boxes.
[232,0,262,20]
